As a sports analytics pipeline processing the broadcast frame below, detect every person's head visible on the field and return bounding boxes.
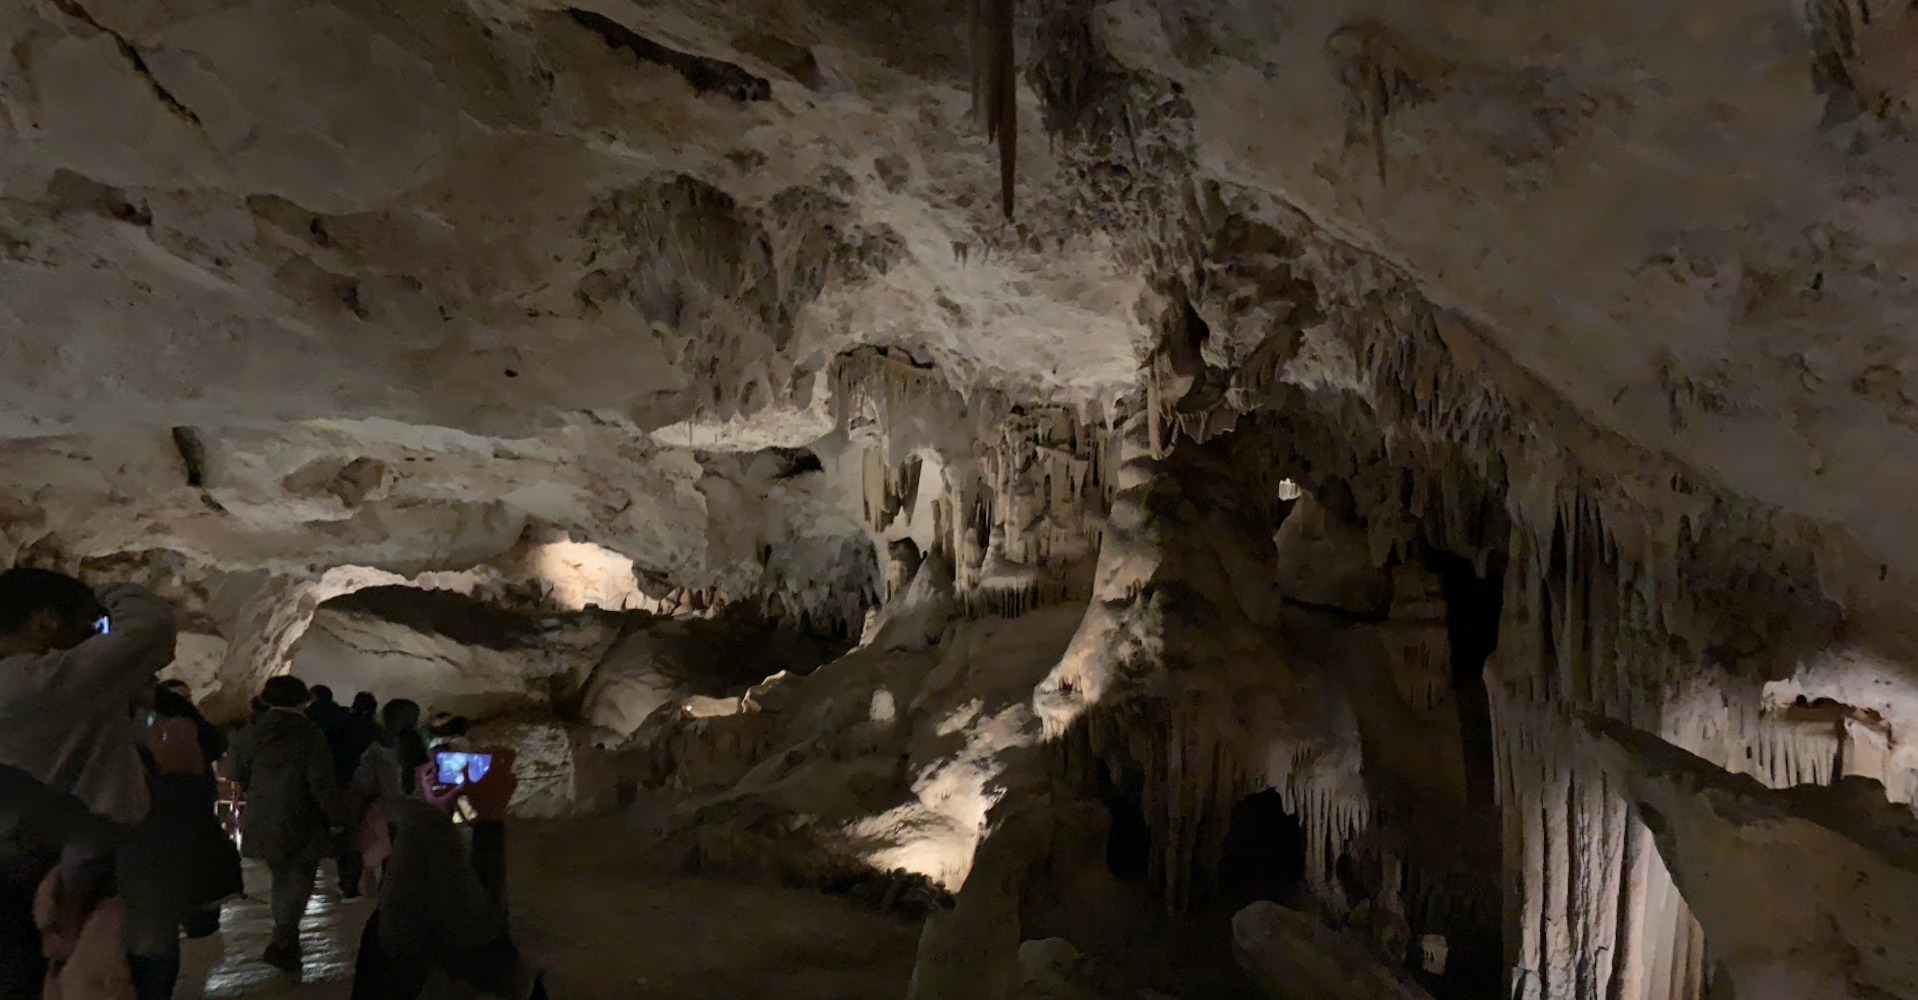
[351,691,377,716]
[309,684,336,706]
[260,675,312,710]
[380,698,422,739]
[158,679,192,699]
[0,568,105,653]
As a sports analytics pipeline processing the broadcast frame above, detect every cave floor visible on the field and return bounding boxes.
[167,823,920,1000]
[509,814,924,1000]
[177,861,369,1000]
[169,810,1262,1000]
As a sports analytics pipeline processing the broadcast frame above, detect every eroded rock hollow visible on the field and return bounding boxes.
[8,0,1918,996]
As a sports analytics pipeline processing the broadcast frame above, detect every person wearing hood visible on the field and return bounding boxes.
[230,675,343,974]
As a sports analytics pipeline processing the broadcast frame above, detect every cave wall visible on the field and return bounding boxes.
[7,0,1918,996]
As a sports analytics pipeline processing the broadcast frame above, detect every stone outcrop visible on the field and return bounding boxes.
[10,0,1918,997]
[1586,714,1918,1000]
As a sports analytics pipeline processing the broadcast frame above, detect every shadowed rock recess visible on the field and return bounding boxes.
[9,0,1918,996]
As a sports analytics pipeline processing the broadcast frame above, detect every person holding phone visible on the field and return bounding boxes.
[0,569,178,1000]
[0,568,179,827]
[352,748,538,1000]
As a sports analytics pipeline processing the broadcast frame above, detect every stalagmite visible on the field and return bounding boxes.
[12,4,1918,995]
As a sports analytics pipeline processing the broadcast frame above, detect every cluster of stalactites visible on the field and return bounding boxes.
[831,347,970,458]
[1486,511,1851,1000]
[958,574,1072,620]
[979,408,1119,569]
[1489,686,1709,1000]
[860,450,923,533]
[752,584,871,640]
[835,343,1123,623]
[1269,740,1371,901]
[653,585,725,619]
[1057,698,1264,914]
[1083,161,1871,1000]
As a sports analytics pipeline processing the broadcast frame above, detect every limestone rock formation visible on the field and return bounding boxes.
[10,0,1918,997]
[1586,714,1918,1000]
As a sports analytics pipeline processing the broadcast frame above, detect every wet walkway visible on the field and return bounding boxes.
[177,861,370,1000]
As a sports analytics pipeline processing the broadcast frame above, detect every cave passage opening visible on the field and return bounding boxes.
[1215,789,1306,910]
[1096,754,1153,880]
[1430,549,1508,998]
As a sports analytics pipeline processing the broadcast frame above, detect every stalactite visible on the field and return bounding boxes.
[957,575,1071,620]
[1481,482,1854,1000]
[1271,741,1371,902]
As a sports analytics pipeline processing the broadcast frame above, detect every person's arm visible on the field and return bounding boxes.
[198,716,229,766]
[0,765,122,857]
[306,726,344,827]
[348,745,377,799]
[469,822,506,906]
[22,585,177,703]
[228,725,255,790]
[461,748,518,907]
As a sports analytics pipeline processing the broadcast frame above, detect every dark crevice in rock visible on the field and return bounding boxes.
[1216,790,1306,909]
[46,169,152,227]
[1432,551,1502,814]
[566,8,770,103]
[170,426,207,488]
[47,0,203,128]
[770,448,824,479]
[1431,549,1507,998]
[1097,753,1151,880]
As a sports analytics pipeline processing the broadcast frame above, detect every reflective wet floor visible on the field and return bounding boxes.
[178,861,370,1000]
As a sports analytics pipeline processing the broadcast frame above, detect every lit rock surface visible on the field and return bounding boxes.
[1586,714,1918,1000]
[11,1,1918,998]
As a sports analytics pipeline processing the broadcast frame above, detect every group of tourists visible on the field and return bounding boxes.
[0,568,541,1000]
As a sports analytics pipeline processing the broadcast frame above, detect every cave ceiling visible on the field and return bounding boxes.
[3,0,1918,636]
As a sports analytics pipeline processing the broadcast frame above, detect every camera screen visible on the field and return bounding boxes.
[434,751,493,786]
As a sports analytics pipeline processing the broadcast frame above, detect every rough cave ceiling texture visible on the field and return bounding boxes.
[12,0,1918,997]
[7,0,1918,609]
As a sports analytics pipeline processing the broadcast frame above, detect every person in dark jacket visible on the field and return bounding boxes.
[307,686,352,743]
[351,749,539,1000]
[119,683,245,1000]
[230,676,343,974]
[342,695,381,786]
[307,685,377,897]
[330,692,382,898]
[0,764,121,1000]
